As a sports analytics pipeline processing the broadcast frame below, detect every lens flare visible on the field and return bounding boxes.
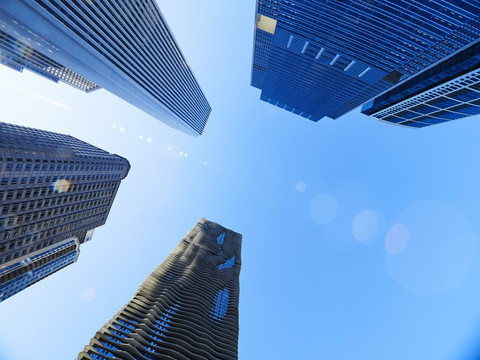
[385,223,409,255]
[295,182,306,192]
[81,287,97,303]
[51,179,71,193]
[386,201,477,296]
[309,194,337,224]
[352,210,379,244]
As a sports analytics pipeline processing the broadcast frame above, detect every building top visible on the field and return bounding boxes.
[0,121,130,267]
[77,218,241,360]
[0,0,211,136]
[0,122,130,177]
[363,39,480,113]
[0,29,100,92]
[251,0,480,121]
[193,218,243,263]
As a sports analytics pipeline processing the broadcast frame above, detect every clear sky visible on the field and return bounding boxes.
[2,1,480,359]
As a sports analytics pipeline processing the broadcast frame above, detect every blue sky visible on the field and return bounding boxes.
[2,1,480,359]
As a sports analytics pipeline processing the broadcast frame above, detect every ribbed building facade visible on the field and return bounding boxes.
[362,38,480,127]
[78,218,242,360]
[251,0,480,122]
[0,122,130,302]
[0,0,211,136]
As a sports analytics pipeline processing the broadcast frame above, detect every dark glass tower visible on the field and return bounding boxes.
[361,39,480,127]
[0,0,211,136]
[251,0,480,122]
[0,122,130,302]
[78,218,242,360]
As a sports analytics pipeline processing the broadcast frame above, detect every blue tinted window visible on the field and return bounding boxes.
[218,255,236,270]
[429,110,466,120]
[401,121,430,128]
[448,88,480,102]
[409,104,439,114]
[449,104,480,115]
[212,288,229,319]
[427,97,461,109]
[217,232,225,245]
[415,117,445,125]
[394,111,420,120]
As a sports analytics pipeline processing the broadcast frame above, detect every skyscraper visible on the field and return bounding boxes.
[251,0,480,122]
[0,0,211,136]
[0,122,129,302]
[361,39,480,127]
[78,218,242,360]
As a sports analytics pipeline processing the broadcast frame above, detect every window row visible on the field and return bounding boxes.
[0,186,116,207]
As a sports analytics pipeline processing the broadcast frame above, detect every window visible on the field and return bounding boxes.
[212,288,229,319]
[218,255,236,270]
[217,232,225,245]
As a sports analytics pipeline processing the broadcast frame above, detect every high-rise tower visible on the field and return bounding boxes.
[78,218,242,360]
[0,122,129,302]
[0,0,211,136]
[361,39,480,127]
[251,0,480,122]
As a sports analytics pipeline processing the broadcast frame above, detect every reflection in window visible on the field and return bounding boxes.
[218,255,235,270]
[217,232,225,245]
[212,288,229,319]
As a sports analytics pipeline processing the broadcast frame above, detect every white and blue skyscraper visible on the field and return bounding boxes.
[0,0,211,136]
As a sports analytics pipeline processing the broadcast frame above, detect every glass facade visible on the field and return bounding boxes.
[218,255,236,270]
[0,0,211,136]
[213,288,230,320]
[0,122,129,301]
[362,39,480,127]
[251,0,480,122]
[0,237,79,303]
[78,219,242,360]
[0,29,99,92]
